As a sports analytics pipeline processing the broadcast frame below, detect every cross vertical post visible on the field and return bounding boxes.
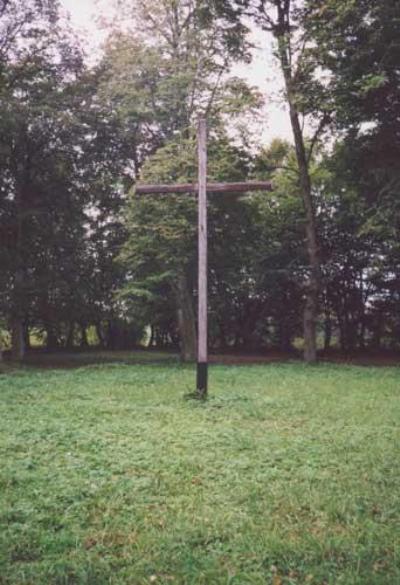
[197,118,208,398]
[135,122,273,397]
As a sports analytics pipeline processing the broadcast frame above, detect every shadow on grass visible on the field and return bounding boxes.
[2,347,399,372]
[3,348,180,370]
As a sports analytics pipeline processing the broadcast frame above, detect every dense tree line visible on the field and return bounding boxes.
[0,0,399,362]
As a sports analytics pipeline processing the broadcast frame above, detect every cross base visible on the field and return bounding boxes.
[196,362,208,399]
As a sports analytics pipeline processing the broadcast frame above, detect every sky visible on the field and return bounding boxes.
[60,0,292,144]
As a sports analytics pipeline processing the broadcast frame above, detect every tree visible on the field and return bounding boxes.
[307,0,400,351]
[98,0,255,162]
[119,133,262,360]
[0,0,77,359]
[101,0,262,360]
[213,0,337,361]
[0,1,138,359]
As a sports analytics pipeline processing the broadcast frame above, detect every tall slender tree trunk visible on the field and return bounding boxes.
[358,273,366,350]
[66,321,75,349]
[218,321,228,351]
[173,273,196,362]
[324,310,332,352]
[23,322,31,351]
[95,322,105,348]
[148,325,155,348]
[279,318,292,353]
[46,325,59,351]
[359,318,366,351]
[11,269,25,361]
[80,323,89,348]
[11,170,27,361]
[11,317,25,361]
[276,25,321,364]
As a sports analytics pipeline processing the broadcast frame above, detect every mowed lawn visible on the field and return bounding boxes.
[0,361,399,584]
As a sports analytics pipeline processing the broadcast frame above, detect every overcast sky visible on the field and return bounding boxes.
[60,0,292,145]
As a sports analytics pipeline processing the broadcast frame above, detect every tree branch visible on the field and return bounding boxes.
[306,113,331,164]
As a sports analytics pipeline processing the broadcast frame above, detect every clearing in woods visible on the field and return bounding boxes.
[0,359,399,584]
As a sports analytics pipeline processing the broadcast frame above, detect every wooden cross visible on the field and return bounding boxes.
[136,119,273,398]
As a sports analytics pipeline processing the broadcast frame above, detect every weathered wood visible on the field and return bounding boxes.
[135,181,273,195]
[197,119,208,397]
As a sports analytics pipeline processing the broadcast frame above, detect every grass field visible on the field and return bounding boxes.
[0,359,399,584]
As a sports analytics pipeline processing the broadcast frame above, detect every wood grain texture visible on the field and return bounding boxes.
[198,119,208,366]
[135,181,273,195]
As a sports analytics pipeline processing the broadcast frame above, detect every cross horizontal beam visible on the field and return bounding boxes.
[135,181,273,195]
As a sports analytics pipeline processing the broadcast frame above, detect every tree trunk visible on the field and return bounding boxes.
[148,325,155,348]
[276,25,321,363]
[289,106,320,362]
[218,321,228,351]
[80,323,89,348]
[46,326,59,351]
[96,322,105,348]
[111,323,124,350]
[303,289,318,361]
[11,268,25,361]
[359,318,366,351]
[106,320,114,349]
[371,314,382,350]
[358,276,366,350]
[11,154,30,362]
[173,273,196,362]
[279,319,292,353]
[324,310,332,352]
[339,325,346,352]
[66,322,75,349]
[23,322,31,351]
[11,317,25,361]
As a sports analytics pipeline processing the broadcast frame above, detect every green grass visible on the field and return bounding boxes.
[0,360,399,584]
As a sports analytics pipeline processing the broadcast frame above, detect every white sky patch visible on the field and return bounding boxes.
[60,0,293,145]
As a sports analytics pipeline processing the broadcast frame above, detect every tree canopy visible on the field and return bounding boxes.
[0,0,399,362]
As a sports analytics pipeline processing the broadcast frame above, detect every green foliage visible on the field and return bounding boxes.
[1,0,400,356]
[305,0,400,350]
[118,136,218,342]
[0,0,140,352]
[119,135,304,350]
[98,0,262,165]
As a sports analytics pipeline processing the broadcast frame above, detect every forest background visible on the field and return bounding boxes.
[1,0,399,363]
